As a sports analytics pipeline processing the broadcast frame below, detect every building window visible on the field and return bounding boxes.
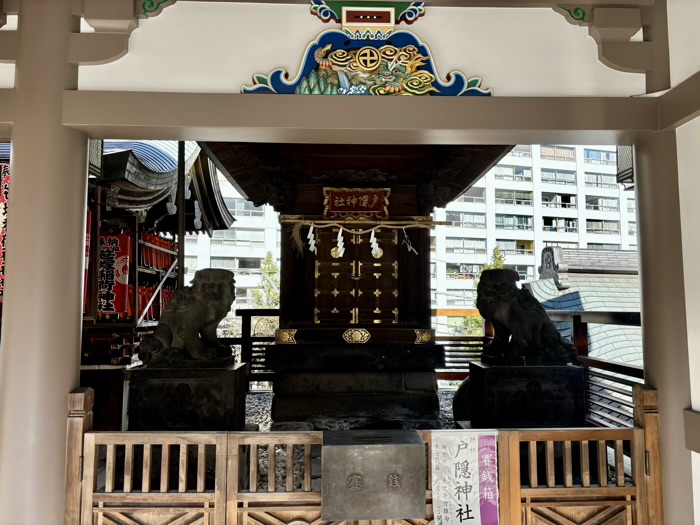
[507,145,532,158]
[495,214,534,231]
[430,289,437,307]
[542,192,577,208]
[585,196,619,212]
[494,189,533,205]
[627,200,637,213]
[235,287,251,306]
[585,172,617,189]
[505,264,534,281]
[210,256,237,270]
[540,145,576,162]
[430,262,436,279]
[211,228,265,246]
[210,257,262,270]
[184,256,198,272]
[455,187,485,203]
[238,257,261,269]
[224,197,264,217]
[447,211,486,228]
[586,220,620,235]
[445,289,477,306]
[588,243,621,250]
[445,237,487,254]
[185,234,199,244]
[496,239,534,256]
[628,222,637,236]
[584,148,617,166]
[446,263,482,280]
[543,241,579,248]
[542,217,578,233]
[541,169,576,186]
[493,165,532,182]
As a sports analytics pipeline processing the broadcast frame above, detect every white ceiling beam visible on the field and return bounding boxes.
[61,91,658,145]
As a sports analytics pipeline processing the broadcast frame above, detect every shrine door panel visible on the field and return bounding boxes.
[314,228,398,325]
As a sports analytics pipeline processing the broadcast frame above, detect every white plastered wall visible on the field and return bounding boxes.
[0,15,17,89]
[77,2,645,96]
[676,116,700,525]
[668,0,700,87]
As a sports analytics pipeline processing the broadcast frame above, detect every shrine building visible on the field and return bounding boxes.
[0,1,699,525]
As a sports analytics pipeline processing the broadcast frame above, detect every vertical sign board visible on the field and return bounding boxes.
[0,164,9,301]
[432,431,499,525]
[97,235,131,317]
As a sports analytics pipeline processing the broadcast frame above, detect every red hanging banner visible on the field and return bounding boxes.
[0,164,9,300]
[98,235,131,315]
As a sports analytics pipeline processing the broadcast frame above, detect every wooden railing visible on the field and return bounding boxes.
[220,309,278,384]
[66,387,663,525]
[548,310,644,428]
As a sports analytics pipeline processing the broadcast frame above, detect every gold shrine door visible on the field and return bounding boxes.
[314,228,399,325]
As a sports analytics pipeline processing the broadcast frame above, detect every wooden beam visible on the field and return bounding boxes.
[659,70,700,131]
[0,89,14,140]
[180,0,653,7]
[62,91,658,144]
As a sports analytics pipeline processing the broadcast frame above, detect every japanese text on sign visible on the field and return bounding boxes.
[323,188,390,219]
[431,431,499,525]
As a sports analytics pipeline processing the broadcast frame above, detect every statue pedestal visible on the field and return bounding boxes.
[267,344,444,429]
[125,363,247,431]
[469,362,585,428]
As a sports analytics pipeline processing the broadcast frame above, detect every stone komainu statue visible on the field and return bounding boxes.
[138,268,236,367]
[476,269,579,366]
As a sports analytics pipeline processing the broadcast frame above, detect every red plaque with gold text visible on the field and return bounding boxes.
[323,187,390,219]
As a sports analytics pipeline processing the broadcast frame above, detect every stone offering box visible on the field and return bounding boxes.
[470,362,585,428]
[322,430,427,520]
[126,363,247,431]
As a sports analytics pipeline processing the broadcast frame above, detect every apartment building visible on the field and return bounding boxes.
[431,144,637,332]
[186,145,637,334]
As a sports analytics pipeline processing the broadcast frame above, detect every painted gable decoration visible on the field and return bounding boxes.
[242,0,492,97]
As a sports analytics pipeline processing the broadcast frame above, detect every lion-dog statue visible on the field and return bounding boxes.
[138,268,236,367]
[476,269,579,366]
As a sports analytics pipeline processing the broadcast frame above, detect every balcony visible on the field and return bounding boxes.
[496,223,534,231]
[543,226,578,233]
[587,228,620,235]
[541,177,576,186]
[455,195,486,204]
[446,271,477,280]
[494,174,532,182]
[450,221,486,229]
[585,204,619,212]
[585,182,618,189]
[542,201,577,209]
[500,248,534,256]
[495,198,533,206]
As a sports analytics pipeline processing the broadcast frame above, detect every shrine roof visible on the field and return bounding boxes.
[525,260,642,366]
[559,248,638,275]
[200,142,513,212]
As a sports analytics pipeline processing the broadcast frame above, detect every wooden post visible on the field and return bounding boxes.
[572,315,589,356]
[633,384,663,524]
[64,387,94,525]
[498,431,521,525]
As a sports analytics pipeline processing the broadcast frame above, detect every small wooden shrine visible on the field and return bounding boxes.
[204,142,512,428]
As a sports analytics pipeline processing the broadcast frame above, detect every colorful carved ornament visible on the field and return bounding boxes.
[242,0,492,97]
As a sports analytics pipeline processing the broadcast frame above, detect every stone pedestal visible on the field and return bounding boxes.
[469,362,585,428]
[268,344,444,429]
[126,363,247,431]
